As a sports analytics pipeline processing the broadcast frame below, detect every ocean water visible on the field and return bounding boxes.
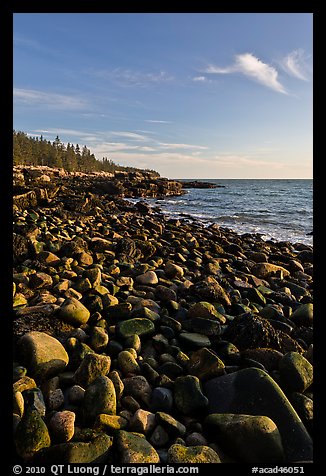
[143,179,313,246]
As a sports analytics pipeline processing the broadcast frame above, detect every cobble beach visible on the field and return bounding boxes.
[13,167,313,464]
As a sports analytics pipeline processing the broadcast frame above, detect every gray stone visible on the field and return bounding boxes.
[155,411,186,436]
[136,271,159,285]
[130,409,156,435]
[49,411,75,443]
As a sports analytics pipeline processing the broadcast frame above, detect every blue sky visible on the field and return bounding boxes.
[13,13,313,178]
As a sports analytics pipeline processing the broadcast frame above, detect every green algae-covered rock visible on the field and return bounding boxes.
[82,376,116,424]
[117,350,140,375]
[18,331,69,380]
[187,301,226,323]
[116,430,160,463]
[187,347,225,380]
[74,353,111,388]
[57,297,90,326]
[291,303,313,326]
[167,444,221,463]
[204,413,285,463]
[94,414,128,434]
[15,408,51,459]
[116,318,155,339]
[33,433,113,463]
[174,375,208,415]
[279,352,313,393]
[204,368,313,462]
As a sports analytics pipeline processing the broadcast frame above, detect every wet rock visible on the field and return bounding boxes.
[204,413,285,463]
[116,430,160,463]
[167,444,221,463]
[18,331,69,381]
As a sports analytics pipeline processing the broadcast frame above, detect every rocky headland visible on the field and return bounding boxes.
[13,166,313,464]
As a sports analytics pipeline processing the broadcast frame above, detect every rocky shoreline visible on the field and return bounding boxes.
[13,168,313,464]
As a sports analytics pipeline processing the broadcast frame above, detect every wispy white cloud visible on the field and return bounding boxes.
[145,119,172,124]
[158,142,209,150]
[192,76,207,82]
[91,68,174,87]
[14,88,88,110]
[110,131,149,141]
[204,53,287,94]
[280,49,310,81]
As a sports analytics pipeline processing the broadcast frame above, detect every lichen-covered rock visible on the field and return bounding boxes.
[204,368,313,462]
[94,414,128,433]
[116,318,155,339]
[186,347,225,380]
[167,444,221,463]
[193,276,231,307]
[279,352,313,393]
[82,376,116,424]
[33,433,113,463]
[57,297,90,326]
[155,412,186,437]
[174,375,208,415]
[74,353,111,388]
[252,263,290,279]
[291,303,313,326]
[15,408,51,459]
[204,413,285,463]
[116,430,160,463]
[18,331,69,381]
